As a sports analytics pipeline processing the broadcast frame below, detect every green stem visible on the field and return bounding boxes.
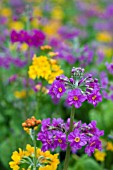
[63,106,75,170]
[32,129,37,170]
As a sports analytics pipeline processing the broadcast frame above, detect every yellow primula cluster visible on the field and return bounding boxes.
[94,149,106,162]
[9,144,60,170]
[28,54,63,84]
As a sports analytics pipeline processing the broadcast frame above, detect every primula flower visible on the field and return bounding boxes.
[37,118,104,156]
[28,54,63,84]
[68,129,87,152]
[49,67,102,108]
[66,89,87,108]
[87,90,102,107]
[85,136,102,156]
[49,80,66,99]
[9,145,60,170]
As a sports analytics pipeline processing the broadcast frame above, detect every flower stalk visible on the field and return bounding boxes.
[63,106,75,170]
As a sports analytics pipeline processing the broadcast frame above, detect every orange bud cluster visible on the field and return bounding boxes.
[40,45,52,50]
[22,116,41,129]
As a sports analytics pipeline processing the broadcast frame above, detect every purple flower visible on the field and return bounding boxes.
[88,121,104,137]
[37,131,56,151]
[100,72,108,89]
[87,90,102,106]
[85,136,102,156]
[55,131,67,150]
[48,80,66,100]
[41,118,51,132]
[68,129,87,152]
[106,62,113,74]
[66,89,87,108]
[10,30,19,43]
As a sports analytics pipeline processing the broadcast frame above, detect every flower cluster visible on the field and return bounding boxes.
[37,118,104,156]
[9,144,60,170]
[49,67,102,107]
[28,54,63,84]
[10,29,45,47]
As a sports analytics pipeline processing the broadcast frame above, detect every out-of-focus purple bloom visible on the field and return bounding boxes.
[68,129,87,152]
[58,26,80,39]
[100,72,108,89]
[106,62,113,74]
[10,29,45,47]
[85,136,102,156]
[10,30,19,43]
[8,74,17,83]
[66,89,87,108]
[87,90,102,106]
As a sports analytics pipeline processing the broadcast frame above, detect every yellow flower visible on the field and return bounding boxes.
[94,150,106,162]
[28,55,51,80]
[43,20,61,37]
[106,142,113,151]
[9,148,25,170]
[20,43,28,52]
[37,149,60,170]
[14,90,26,99]
[28,54,63,84]
[9,21,24,31]
[96,32,112,43]
[25,144,34,156]
[51,6,64,20]
[9,145,60,170]
[1,8,12,17]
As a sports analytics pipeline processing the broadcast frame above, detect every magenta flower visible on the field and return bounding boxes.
[66,89,87,108]
[68,129,87,152]
[48,80,66,99]
[87,90,102,106]
[106,62,113,74]
[10,30,19,43]
[55,131,67,150]
[85,136,102,156]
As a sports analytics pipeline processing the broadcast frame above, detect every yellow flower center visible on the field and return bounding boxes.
[73,96,78,101]
[74,137,80,142]
[92,95,96,100]
[58,139,62,143]
[58,87,62,92]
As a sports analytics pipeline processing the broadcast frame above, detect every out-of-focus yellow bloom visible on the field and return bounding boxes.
[106,142,113,151]
[9,21,24,31]
[51,6,64,20]
[30,18,39,28]
[48,52,59,57]
[43,20,61,37]
[94,150,106,162]
[9,145,60,170]
[1,8,12,17]
[96,32,112,43]
[33,7,42,17]
[14,90,26,99]
[20,43,28,52]
[28,54,63,84]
